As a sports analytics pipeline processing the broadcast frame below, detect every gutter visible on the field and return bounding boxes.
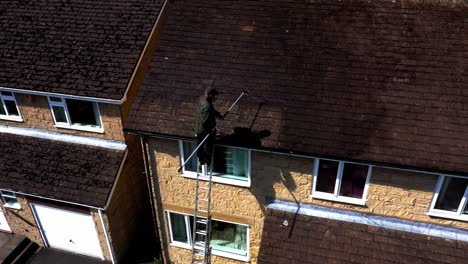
[0,87,121,104]
[124,127,468,179]
[140,136,165,262]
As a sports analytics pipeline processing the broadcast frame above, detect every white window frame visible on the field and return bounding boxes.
[0,91,22,122]
[178,140,251,187]
[47,96,104,133]
[311,158,372,206]
[166,210,250,262]
[0,191,21,209]
[428,175,468,222]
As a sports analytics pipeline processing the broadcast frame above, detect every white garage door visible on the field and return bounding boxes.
[31,204,104,259]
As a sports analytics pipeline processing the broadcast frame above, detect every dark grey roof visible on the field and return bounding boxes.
[0,133,125,208]
[0,0,164,100]
[126,0,468,174]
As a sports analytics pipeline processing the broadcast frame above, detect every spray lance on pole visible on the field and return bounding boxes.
[178,89,250,172]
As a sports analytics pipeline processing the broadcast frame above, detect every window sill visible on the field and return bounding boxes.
[0,116,23,122]
[169,243,249,262]
[3,203,21,210]
[181,172,250,188]
[311,192,366,206]
[427,211,468,222]
[54,124,104,133]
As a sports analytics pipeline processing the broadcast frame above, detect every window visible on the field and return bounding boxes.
[0,191,20,209]
[179,141,250,187]
[0,91,22,121]
[312,159,372,205]
[48,97,103,132]
[166,211,249,261]
[428,175,468,221]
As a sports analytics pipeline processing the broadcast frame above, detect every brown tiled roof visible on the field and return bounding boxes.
[259,208,468,264]
[0,0,164,100]
[126,0,468,173]
[0,133,125,208]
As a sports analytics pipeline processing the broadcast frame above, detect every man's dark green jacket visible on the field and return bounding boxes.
[194,96,219,134]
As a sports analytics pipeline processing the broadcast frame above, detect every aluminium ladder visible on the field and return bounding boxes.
[190,158,214,264]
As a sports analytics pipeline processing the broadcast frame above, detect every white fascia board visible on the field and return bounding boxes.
[1,188,102,209]
[0,125,126,150]
[267,199,468,243]
[0,87,121,104]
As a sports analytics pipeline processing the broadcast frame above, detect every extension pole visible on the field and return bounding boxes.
[178,90,249,172]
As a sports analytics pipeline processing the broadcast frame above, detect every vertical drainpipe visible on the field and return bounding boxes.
[99,209,117,264]
[141,136,165,262]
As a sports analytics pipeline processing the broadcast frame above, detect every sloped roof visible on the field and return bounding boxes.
[126,0,468,174]
[0,133,125,208]
[0,0,164,100]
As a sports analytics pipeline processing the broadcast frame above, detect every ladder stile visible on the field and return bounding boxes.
[190,157,213,264]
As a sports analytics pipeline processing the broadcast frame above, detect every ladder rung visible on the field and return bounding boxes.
[199,186,209,190]
[197,219,207,224]
[199,198,209,202]
[196,230,207,236]
[198,209,208,213]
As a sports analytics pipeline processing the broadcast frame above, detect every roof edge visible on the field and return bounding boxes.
[0,87,121,104]
[124,127,468,178]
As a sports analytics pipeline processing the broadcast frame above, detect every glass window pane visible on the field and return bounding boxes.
[339,163,369,199]
[52,106,67,123]
[316,160,339,193]
[169,213,188,243]
[435,177,468,212]
[183,141,198,172]
[213,146,248,181]
[210,220,247,256]
[49,97,62,102]
[1,91,12,96]
[4,100,19,116]
[65,99,100,127]
[0,102,6,115]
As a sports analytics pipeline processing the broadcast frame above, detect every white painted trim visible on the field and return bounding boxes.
[121,0,168,105]
[0,87,121,104]
[267,200,468,242]
[179,140,251,188]
[311,158,371,206]
[29,203,49,247]
[181,173,250,188]
[47,96,104,132]
[1,188,102,210]
[165,210,250,262]
[0,191,21,209]
[0,125,126,150]
[0,91,23,121]
[54,124,105,134]
[99,209,116,263]
[427,175,468,221]
[103,150,128,210]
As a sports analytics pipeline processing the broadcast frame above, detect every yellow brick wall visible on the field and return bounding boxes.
[1,93,125,141]
[104,134,153,263]
[1,195,44,245]
[146,137,468,264]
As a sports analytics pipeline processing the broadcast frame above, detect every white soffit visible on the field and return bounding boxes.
[268,200,468,243]
[0,125,126,150]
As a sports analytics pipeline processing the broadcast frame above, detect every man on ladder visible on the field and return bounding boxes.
[194,88,224,176]
[180,88,248,264]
